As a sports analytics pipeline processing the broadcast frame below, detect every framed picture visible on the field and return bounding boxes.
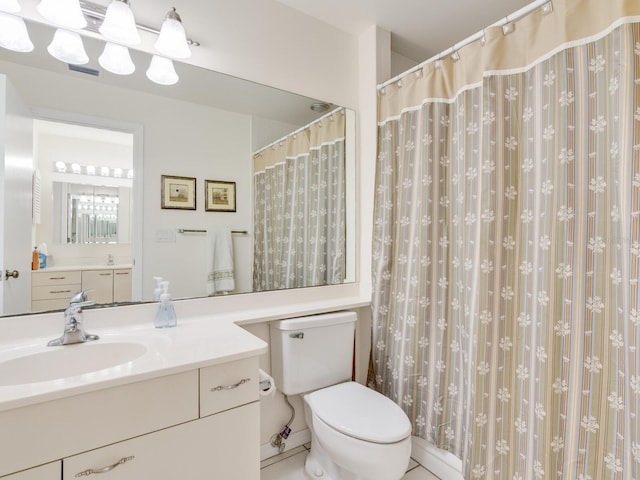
[161,175,196,210]
[205,180,236,212]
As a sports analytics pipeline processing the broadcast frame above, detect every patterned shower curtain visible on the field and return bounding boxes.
[253,111,346,291]
[371,1,640,478]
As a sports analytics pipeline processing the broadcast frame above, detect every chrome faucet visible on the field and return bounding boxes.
[47,290,100,346]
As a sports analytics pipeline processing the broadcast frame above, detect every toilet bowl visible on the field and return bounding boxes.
[303,382,412,480]
[269,312,412,480]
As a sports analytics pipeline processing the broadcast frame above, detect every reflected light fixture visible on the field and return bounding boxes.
[146,55,178,85]
[47,28,88,64]
[99,0,140,45]
[154,7,190,59]
[99,42,135,75]
[0,12,33,52]
[37,0,86,29]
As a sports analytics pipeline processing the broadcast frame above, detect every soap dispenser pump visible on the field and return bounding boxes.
[153,276,164,301]
[155,281,177,328]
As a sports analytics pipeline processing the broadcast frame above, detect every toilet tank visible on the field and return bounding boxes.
[270,312,357,395]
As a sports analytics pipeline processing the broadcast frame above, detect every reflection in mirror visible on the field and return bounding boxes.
[0,15,355,318]
[54,184,129,244]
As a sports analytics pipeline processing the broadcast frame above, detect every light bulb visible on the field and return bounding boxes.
[99,42,135,75]
[154,7,190,59]
[37,0,86,29]
[99,0,140,45]
[146,55,178,85]
[47,29,88,65]
[0,12,33,52]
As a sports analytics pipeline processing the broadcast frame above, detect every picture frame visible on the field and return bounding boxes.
[161,175,196,210]
[205,180,236,212]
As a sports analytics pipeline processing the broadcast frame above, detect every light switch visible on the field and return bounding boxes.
[155,228,176,242]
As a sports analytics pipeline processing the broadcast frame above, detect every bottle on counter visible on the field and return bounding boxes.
[155,281,177,328]
[31,247,39,270]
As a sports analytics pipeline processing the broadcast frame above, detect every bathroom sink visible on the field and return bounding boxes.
[0,342,147,386]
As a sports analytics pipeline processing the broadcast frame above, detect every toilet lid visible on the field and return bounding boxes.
[305,382,411,444]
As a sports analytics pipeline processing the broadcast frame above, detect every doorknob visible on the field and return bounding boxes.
[4,270,19,280]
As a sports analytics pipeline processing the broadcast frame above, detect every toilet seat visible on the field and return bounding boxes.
[304,382,411,444]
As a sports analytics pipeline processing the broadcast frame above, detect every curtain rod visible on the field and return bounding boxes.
[252,106,345,157]
[377,0,553,91]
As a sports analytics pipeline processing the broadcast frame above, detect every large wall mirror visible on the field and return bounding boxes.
[0,16,355,317]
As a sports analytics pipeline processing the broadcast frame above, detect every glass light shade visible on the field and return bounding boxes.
[154,9,190,59]
[146,55,178,85]
[99,42,135,75]
[99,0,140,45]
[0,12,33,52]
[47,29,88,64]
[37,0,86,29]
[0,0,20,13]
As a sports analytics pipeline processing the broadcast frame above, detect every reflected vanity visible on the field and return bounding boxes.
[0,15,355,316]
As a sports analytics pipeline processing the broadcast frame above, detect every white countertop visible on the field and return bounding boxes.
[33,264,133,272]
[0,315,267,412]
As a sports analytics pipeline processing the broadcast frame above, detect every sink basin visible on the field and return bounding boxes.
[0,342,147,386]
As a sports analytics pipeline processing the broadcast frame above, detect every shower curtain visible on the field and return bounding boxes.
[371,1,640,478]
[253,111,346,291]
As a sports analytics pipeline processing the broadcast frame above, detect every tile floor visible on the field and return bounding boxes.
[260,444,440,480]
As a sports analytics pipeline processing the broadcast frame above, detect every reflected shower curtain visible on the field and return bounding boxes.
[371,1,640,478]
[253,111,346,291]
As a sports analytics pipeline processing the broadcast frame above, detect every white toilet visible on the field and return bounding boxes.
[270,312,412,480]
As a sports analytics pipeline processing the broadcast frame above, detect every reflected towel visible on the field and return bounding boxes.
[206,227,235,295]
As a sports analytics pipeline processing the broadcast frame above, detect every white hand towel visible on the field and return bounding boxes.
[206,227,235,295]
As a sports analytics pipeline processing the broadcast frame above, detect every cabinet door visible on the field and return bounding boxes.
[1,462,60,480]
[81,270,113,304]
[112,269,132,303]
[63,402,260,480]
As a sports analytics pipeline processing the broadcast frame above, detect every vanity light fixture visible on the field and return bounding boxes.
[47,29,89,65]
[154,7,190,59]
[146,55,178,85]
[99,42,135,75]
[37,0,87,29]
[98,0,140,45]
[55,161,67,173]
[0,11,33,52]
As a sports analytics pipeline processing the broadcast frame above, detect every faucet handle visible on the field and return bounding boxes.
[69,289,95,305]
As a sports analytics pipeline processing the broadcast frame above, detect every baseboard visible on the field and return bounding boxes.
[260,428,312,461]
[411,436,464,480]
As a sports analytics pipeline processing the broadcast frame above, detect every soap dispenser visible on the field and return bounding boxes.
[153,276,164,301]
[155,281,177,328]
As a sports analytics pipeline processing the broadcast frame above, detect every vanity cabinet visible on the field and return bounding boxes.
[31,271,82,312]
[0,357,260,480]
[1,463,60,480]
[63,403,259,480]
[112,269,132,303]
[31,268,132,311]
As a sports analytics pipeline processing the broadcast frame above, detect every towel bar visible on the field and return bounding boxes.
[177,228,248,235]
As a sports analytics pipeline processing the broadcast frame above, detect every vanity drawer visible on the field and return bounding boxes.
[31,284,81,301]
[32,271,81,286]
[200,357,259,417]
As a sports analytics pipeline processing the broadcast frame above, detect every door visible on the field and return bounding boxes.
[0,75,34,315]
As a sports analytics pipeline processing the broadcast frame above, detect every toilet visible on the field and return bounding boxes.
[270,312,412,480]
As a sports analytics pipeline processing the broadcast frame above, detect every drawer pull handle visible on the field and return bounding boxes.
[49,276,67,280]
[50,290,71,294]
[99,273,112,276]
[75,456,135,477]
[210,377,251,392]
[115,272,129,275]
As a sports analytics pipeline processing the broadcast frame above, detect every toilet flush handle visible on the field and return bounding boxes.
[289,332,304,339]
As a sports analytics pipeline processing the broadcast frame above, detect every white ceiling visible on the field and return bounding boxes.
[276,0,534,61]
